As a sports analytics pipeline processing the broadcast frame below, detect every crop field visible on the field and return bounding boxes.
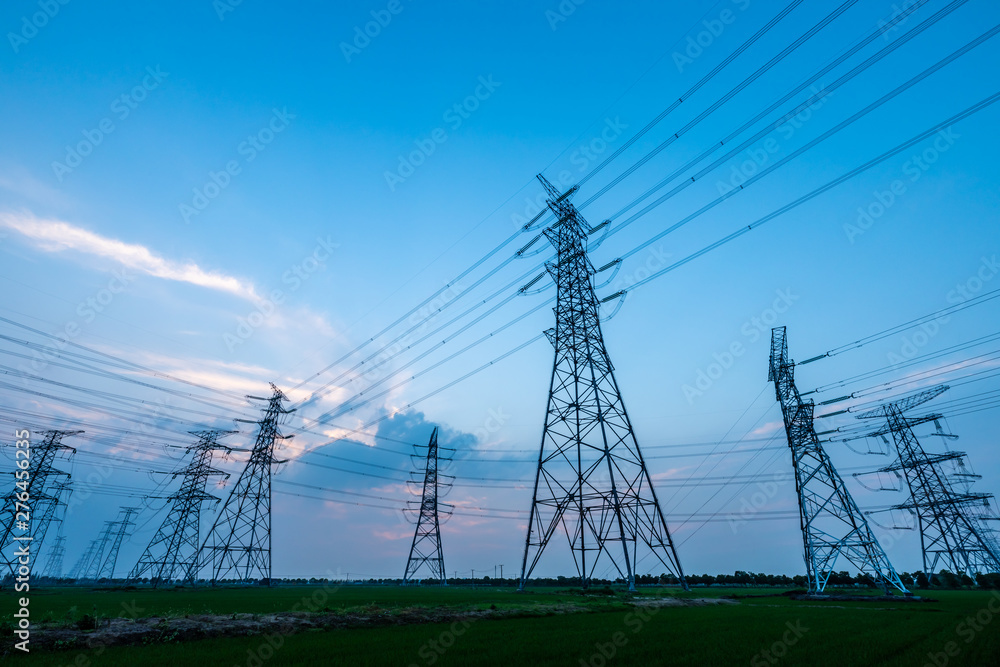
[4,585,1000,666]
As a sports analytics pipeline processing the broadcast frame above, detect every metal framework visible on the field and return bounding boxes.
[1,430,77,579]
[68,538,99,580]
[519,175,686,592]
[403,428,451,584]
[191,384,292,584]
[857,386,1000,579]
[768,327,908,594]
[97,506,139,580]
[82,521,116,580]
[41,535,66,579]
[129,430,234,586]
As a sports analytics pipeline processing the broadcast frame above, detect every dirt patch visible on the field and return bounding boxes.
[7,603,596,653]
[631,597,739,607]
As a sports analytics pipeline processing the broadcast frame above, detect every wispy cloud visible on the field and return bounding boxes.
[0,210,260,301]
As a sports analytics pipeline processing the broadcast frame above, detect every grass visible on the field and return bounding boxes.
[3,585,1000,666]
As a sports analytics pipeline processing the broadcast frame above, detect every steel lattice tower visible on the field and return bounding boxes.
[857,386,1000,580]
[130,430,234,586]
[191,384,292,584]
[42,535,66,578]
[82,521,116,580]
[404,428,451,584]
[519,175,686,592]
[1,430,78,578]
[97,507,139,580]
[68,538,100,580]
[768,327,909,595]
[31,481,72,577]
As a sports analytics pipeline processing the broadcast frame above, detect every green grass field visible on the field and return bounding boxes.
[4,585,1000,666]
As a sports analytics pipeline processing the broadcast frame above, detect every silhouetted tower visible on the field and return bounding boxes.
[130,430,235,586]
[192,385,293,584]
[769,327,909,594]
[42,535,67,578]
[68,539,99,580]
[404,428,452,584]
[1,430,77,578]
[98,507,139,579]
[857,385,1000,580]
[82,521,116,580]
[31,481,72,577]
[519,175,686,592]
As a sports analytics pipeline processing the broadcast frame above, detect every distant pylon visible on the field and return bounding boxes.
[768,327,908,595]
[191,384,293,584]
[30,480,72,577]
[98,507,140,580]
[68,539,99,580]
[857,385,1000,580]
[1,430,78,578]
[130,430,235,586]
[519,175,687,592]
[404,428,452,584]
[42,535,66,578]
[82,521,116,580]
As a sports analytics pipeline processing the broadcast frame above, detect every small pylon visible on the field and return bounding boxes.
[857,386,1000,580]
[98,507,140,580]
[403,428,452,584]
[42,535,67,579]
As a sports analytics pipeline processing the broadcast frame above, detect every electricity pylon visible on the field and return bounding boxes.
[519,175,686,592]
[42,535,66,578]
[857,386,1000,580]
[68,538,99,580]
[130,430,235,586]
[768,327,908,595]
[98,507,140,580]
[192,384,293,584]
[31,481,72,577]
[82,521,116,580]
[403,428,452,584]
[1,430,77,578]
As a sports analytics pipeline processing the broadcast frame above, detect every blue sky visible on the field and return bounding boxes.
[1,0,999,581]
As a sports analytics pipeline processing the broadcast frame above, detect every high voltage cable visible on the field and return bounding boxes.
[286,8,986,439]
[577,0,807,188]
[800,287,1000,365]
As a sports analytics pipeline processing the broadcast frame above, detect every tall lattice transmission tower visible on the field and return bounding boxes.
[97,506,140,580]
[1,430,78,579]
[856,385,1000,580]
[519,175,686,592]
[403,428,452,584]
[130,430,235,586]
[768,327,908,594]
[191,384,292,584]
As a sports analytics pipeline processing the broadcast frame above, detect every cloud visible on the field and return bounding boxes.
[0,210,261,302]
